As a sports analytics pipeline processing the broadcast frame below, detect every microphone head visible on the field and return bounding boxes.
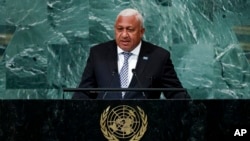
[112,69,118,74]
[114,68,118,72]
[132,68,136,73]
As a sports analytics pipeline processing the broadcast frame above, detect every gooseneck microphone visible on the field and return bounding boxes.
[132,69,146,98]
[103,69,118,99]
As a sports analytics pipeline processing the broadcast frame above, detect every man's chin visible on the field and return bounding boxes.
[119,46,132,52]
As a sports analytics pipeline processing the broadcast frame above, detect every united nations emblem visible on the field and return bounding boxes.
[100,105,148,141]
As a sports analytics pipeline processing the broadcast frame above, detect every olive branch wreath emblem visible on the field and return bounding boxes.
[100,105,148,141]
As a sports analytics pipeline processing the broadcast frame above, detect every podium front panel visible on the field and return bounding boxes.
[0,100,250,141]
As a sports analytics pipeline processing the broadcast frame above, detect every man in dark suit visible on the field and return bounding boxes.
[73,8,190,99]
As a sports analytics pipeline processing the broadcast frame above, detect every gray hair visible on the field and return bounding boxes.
[116,8,144,27]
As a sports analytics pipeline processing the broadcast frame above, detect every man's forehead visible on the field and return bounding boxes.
[115,23,135,27]
[115,17,139,26]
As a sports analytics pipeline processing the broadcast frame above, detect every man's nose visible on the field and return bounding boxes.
[121,30,129,37]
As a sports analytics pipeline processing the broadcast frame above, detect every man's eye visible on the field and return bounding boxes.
[117,28,123,31]
[128,29,134,32]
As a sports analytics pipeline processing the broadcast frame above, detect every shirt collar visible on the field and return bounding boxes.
[117,41,141,56]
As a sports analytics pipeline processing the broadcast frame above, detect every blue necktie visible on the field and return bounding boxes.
[120,52,132,98]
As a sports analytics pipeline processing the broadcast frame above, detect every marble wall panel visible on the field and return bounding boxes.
[0,0,249,99]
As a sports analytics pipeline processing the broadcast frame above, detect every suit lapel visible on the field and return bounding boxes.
[106,41,120,88]
[106,41,118,72]
[129,40,150,88]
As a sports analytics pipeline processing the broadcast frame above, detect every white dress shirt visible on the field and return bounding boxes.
[117,41,141,87]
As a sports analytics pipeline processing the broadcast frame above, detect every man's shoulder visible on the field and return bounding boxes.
[142,40,170,54]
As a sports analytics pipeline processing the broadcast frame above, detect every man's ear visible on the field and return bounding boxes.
[141,28,145,35]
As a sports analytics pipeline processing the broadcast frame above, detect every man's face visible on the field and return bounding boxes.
[115,15,145,52]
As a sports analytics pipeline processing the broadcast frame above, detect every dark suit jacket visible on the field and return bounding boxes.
[72,40,189,99]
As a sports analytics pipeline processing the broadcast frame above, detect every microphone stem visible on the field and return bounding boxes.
[103,70,116,99]
[132,69,146,98]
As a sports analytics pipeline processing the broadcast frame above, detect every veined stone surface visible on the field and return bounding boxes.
[0,0,250,99]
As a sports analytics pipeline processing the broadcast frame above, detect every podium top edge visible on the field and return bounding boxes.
[63,88,187,92]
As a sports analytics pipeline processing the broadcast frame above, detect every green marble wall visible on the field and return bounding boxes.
[0,0,250,99]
